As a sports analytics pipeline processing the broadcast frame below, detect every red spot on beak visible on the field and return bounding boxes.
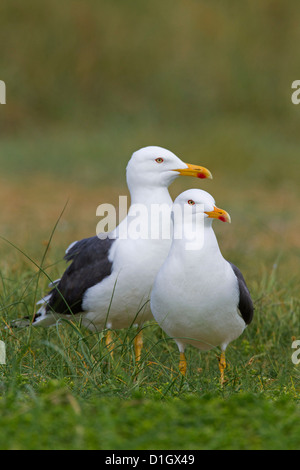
[197,173,206,179]
[219,216,227,222]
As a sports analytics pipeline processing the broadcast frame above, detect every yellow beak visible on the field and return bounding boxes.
[205,206,231,223]
[173,163,213,180]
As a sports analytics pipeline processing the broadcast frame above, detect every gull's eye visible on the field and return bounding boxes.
[188,200,195,205]
[155,157,164,163]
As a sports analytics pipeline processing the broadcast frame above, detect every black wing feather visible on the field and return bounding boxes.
[229,262,254,325]
[46,236,114,315]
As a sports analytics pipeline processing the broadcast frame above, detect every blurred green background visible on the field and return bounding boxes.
[1,0,300,131]
[1,0,299,284]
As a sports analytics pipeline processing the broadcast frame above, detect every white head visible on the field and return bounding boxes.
[126,146,212,192]
[173,189,231,227]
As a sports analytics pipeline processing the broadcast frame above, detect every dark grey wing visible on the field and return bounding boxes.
[46,236,114,315]
[229,262,254,325]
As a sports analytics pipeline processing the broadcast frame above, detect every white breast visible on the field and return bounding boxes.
[82,230,172,330]
[150,244,246,351]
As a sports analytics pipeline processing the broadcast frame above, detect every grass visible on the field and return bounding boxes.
[0,199,299,449]
[0,317,299,450]
[1,302,300,450]
[1,386,299,450]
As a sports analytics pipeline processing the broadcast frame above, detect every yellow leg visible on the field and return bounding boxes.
[105,329,114,357]
[179,352,187,376]
[218,350,226,385]
[134,330,143,363]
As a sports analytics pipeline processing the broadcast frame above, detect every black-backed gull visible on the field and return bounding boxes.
[150,189,253,383]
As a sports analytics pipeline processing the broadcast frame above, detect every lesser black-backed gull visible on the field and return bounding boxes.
[150,189,253,383]
[17,147,212,362]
